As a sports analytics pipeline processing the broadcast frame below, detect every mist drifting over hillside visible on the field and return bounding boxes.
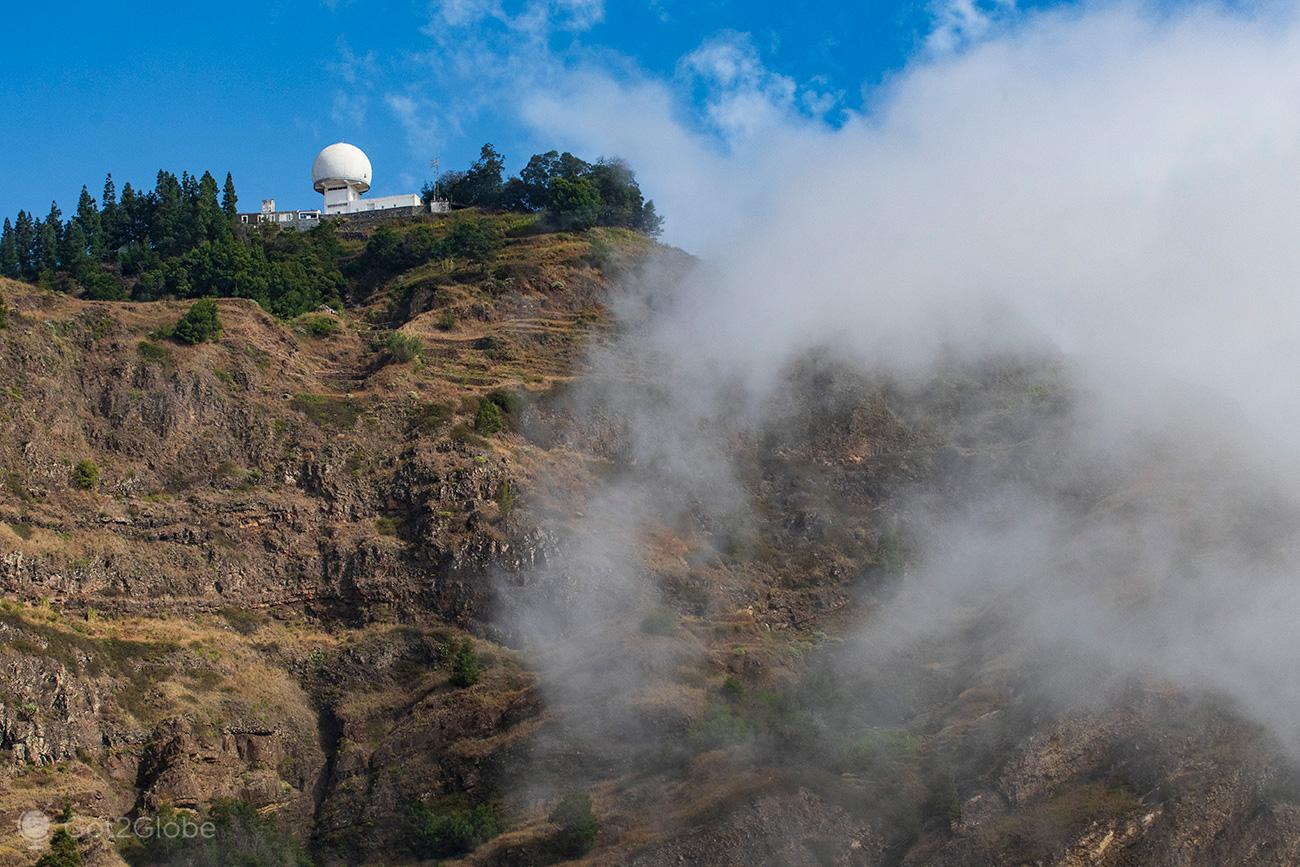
[487,0,1300,764]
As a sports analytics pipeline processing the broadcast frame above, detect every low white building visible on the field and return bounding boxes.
[237,198,322,230]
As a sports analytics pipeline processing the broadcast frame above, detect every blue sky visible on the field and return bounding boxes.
[0,0,1041,219]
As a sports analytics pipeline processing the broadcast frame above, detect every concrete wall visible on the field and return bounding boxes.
[325,205,428,226]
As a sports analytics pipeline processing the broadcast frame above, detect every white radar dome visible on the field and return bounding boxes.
[312,142,372,193]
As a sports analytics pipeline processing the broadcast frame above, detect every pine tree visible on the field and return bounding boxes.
[197,171,229,242]
[181,170,201,248]
[60,221,90,278]
[449,638,480,687]
[75,186,103,259]
[101,174,120,253]
[34,826,82,867]
[118,182,145,247]
[13,211,35,279]
[151,171,185,256]
[33,201,62,277]
[222,172,238,219]
[0,218,18,278]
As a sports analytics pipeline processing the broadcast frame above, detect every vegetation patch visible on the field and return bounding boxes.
[119,800,311,866]
[407,400,451,432]
[548,791,599,857]
[153,298,223,345]
[406,796,501,859]
[136,340,173,366]
[290,393,361,430]
[71,459,99,490]
[383,331,423,364]
[474,399,504,434]
[296,313,340,338]
[449,638,481,688]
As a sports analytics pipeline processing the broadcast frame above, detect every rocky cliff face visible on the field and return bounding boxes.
[1,221,1298,866]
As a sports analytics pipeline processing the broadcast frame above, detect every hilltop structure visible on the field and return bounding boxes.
[239,141,446,229]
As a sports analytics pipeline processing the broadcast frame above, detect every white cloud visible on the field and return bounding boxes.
[385,93,442,152]
[330,90,368,127]
[926,0,1015,53]
[505,0,1300,752]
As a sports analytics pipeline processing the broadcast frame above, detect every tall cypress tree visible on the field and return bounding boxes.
[150,172,184,255]
[101,174,120,254]
[197,171,228,242]
[119,182,147,247]
[222,172,238,220]
[180,171,201,250]
[75,186,104,259]
[33,201,62,277]
[13,211,35,280]
[60,221,90,278]
[0,218,18,278]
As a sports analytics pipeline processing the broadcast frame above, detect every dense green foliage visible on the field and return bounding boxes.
[449,638,481,687]
[473,399,504,435]
[383,331,423,363]
[406,797,500,858]
[0,171,343,318]
[548,792,599,856]
[357,215,505,277]
[427,144,663,236]
[170,299,223,345]
[1,146,660,320]
[35,827,82,867]
[72,459,99,490]
[134,226,344,318]
[296,314,339,338]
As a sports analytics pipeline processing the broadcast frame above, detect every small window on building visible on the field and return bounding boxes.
[240,215,248,223]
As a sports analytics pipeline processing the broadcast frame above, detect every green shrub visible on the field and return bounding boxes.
[436,310,456,331]
[299,314,339,338]
[495,480,515,520]
[0,292,8,329]
[384,331,423,363]
[548,792,598,857]
[136,340,173,366]
[449,638,480,688]
[374,516,399,537]
[441,216,505,262]
[72,460,99,491]
[486,388,524,415]
[408,798,500,858]
[56,799,73,823]
[547,177,602,231]
[36,827,81,867]
[172,298,222,345]
[473,399,503,435]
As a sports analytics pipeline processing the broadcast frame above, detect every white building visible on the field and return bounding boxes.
[311,142,424,215]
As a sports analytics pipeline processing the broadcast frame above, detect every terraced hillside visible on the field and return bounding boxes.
[2,214,1300,866]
